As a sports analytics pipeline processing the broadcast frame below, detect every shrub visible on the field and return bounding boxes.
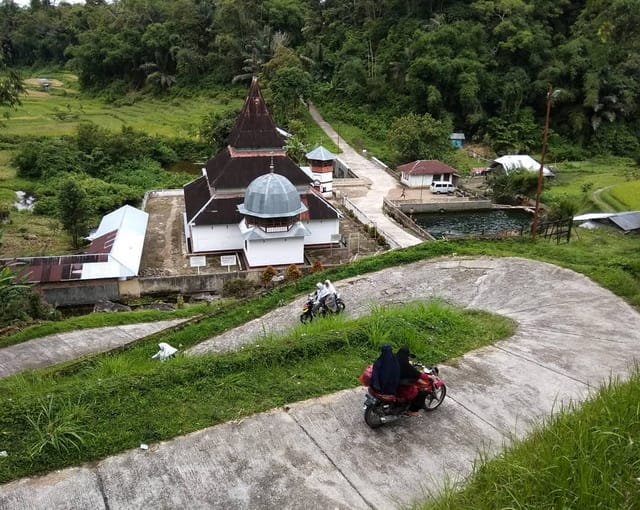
[260,266,277,287]
[285,264,302,282]
[222,278,253,298]
[27,396,94,458]
[311,260,324,273]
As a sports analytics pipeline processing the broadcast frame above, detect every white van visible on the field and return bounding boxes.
[431,182,456,194]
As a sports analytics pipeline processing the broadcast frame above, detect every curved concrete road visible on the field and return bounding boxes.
[2,257,640,509]
[308,103,423,249]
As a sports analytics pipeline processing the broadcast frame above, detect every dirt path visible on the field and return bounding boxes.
[140,193,189,276]
[591,185,616,212]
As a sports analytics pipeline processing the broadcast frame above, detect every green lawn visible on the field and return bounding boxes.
[4,74,244,139]
[543,157,640,212]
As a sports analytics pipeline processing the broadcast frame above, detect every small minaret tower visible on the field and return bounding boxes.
[305,146,336,198]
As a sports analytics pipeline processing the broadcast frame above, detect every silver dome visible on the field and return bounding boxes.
[238,173,307,218]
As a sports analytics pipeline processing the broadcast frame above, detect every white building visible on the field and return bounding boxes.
[183,78,341,268]
[397,160,458,189]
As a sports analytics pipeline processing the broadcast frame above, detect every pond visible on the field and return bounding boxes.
[167,160,203,174]
[414,209,532,238]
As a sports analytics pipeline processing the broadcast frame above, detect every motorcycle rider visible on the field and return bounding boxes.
[396,346,428,415]
[370,344,400,395]
[323,279,338,312]
[312,282,330,313]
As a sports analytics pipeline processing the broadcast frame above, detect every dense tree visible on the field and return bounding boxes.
[387,113,453,164]
[57,178,92,249]
[1,0,639,156]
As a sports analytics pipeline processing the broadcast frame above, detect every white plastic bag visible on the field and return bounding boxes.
[151,342,178,361]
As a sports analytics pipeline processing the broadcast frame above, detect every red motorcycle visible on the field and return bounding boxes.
[360,361,446,429]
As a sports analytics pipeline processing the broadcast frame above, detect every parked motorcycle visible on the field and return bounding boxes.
[300,293,346,323]
[361,361,446,429]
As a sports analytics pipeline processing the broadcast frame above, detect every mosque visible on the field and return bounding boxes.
[183,78,341,268]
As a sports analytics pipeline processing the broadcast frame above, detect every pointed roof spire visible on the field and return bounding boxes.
[227,77,285,150]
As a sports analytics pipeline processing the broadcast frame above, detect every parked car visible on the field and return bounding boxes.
[431,182,456,194]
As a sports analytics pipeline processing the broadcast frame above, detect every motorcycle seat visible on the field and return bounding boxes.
[368,387,408,403]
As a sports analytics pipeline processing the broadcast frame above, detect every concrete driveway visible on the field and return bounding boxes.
[2,257,640,509]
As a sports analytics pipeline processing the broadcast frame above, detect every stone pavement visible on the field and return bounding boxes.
[0,319,189,379]
[2,257,640,509]
[308,103,422,249]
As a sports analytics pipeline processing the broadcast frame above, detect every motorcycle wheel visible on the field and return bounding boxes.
[336,299,346,313]
[424,382,446,411]
[364,405,384,429]
[300,312,312,324]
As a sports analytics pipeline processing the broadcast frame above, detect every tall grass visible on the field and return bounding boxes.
[421,370,640,510]
[26,396,95,458]
[0,300,514,483]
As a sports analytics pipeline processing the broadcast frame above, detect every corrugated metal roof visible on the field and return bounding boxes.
[609,211,640,231]
[1,205,147,283]
[573,211,640,232]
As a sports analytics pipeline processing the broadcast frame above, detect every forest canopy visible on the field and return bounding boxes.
[1,0,639,157]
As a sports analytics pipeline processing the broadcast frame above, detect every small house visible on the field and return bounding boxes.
[397,160,458,189]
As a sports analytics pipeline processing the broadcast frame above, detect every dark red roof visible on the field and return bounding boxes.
[2,254,109,283]
[204,149,312,190]
[86,230,117,254]
[228,77,285,149]
[184,176,212,223]
[397,160,456,176]
[190,195,245,226]
[300,191,341,221]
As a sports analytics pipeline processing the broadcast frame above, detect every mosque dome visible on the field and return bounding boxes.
[238,173,307,218]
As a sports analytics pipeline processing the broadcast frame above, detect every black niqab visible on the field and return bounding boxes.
[397,346,420,383]
[370,344,400,394]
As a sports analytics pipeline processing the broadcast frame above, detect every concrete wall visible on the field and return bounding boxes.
[40,280,120,306]
[398,199,492,214]
[246,237,305,267]
[125,268,279,298]
[133,273,236,296]
[303,218,340,246]
[191,224,244,252]
[382,199,435,242]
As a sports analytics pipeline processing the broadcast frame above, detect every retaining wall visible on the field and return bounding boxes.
[397,199,492,214]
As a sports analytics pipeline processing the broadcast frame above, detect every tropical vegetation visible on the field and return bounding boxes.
[0,0,638,164]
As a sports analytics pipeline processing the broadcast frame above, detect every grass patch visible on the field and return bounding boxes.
[0,300,514,483]
[0,302,219,349]
[610,180,640,209]
[3,89,243,139]
[421,369,640,510]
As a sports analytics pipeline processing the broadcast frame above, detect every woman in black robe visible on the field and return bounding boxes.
[396,346,427,413]
[370,344,400,395]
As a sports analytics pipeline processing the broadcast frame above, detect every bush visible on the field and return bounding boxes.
[260,266,277,287]
[285,264,302,282]
[222,278,253,298]
[311,260,324,273]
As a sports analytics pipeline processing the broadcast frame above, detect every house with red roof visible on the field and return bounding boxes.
[397,160,459,189]
[183,78,341,267]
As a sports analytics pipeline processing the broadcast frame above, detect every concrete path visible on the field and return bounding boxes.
[308,103,422,249]
[3,257,640,509]
[0,319,189,378]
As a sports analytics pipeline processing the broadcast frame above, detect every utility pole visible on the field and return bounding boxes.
[532,85,553,240]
